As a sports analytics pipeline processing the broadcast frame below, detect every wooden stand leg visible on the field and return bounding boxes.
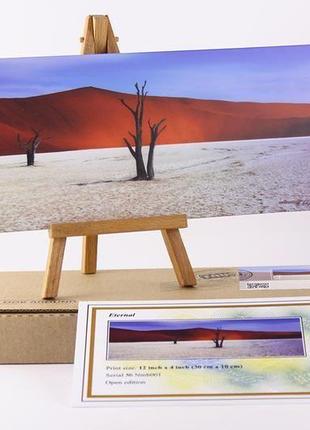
[82,235,98,274]
[161,228,197,287]
[41,237,66,299]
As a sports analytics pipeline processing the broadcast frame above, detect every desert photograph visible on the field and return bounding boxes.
[0,45,310,232]
[108,317,305,361]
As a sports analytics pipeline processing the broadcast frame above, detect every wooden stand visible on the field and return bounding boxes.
[42,215,196,299]
[41,16,196,299]
[80,15,119,54]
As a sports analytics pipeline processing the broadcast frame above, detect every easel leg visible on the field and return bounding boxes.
[42,238,66,299]
[82,235,98,274]
[161,228,197,287]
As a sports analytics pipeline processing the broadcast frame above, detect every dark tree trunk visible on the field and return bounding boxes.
[147,119,166,180]
[147,141,155,180]
[26,150,34,166]
[18,131,41,166]
[27,144,37,166]
[121,82,148,180]
[135,143,148,180]
[120,82,166,181]
[26,151,32,166]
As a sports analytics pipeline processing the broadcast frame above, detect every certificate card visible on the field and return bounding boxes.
[73,299,310,406]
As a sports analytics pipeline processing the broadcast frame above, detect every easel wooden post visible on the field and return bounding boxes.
[80,15,119,54]
[41,15,197,299]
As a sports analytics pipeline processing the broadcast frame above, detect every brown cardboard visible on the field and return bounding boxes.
[1,268,309,364]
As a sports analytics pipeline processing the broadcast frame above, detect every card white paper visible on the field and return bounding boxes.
[73,298,310,406]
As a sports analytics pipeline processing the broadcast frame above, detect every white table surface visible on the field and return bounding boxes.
[0,364,309,430]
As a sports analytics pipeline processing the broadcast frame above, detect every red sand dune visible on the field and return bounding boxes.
[1,86,310,156]
[109,327,302,343]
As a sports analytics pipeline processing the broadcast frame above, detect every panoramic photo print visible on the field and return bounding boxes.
[107,317,305,360]
[1,45,310,232]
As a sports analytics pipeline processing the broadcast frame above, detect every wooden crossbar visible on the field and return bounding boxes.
[49,215,187,238]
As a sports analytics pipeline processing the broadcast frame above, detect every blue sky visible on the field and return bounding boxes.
[1,45,310,102]
[109,317,302,333]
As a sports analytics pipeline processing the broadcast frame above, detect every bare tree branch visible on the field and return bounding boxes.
[134,82,140,96]
[120,98,135,115]
[141,81,147,100]
[148,118,166,136]
[135,83,142,118]
[156,118,166,127]
[158,124,167,136]
[123,138,136,159]
[128,131,137,141]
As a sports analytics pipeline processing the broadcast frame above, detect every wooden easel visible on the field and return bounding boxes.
[41,15,196,299]
[80,15,119,54]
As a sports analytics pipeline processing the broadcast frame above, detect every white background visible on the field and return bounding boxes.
[0,0,310,428]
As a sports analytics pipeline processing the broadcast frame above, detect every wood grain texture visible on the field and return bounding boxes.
[41,238,66,299]
[161,228,197,287]
[92,15,109,53]
[80,15,119,54]
[80,16,96,54]
[106,18,120,53]
[49,215,187,238]
[82,235,98,274]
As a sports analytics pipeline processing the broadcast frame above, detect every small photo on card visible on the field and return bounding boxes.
[107,317,305,361]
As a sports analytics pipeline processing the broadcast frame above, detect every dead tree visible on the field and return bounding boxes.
[17,128,43,166]
[121,81,166,180]
[147,119,166,180]
[212,328,225,348]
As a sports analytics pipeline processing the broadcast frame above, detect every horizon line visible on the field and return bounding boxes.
[1,85,310,105]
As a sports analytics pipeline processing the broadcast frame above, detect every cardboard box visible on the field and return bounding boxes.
[1,267,309,364]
